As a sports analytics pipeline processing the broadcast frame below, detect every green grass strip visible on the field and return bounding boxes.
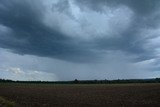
[0,96,15,107]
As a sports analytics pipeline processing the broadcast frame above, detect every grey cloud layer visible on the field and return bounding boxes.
[0,0,160,63]
[0,0,98,62]
[76,0,159,15]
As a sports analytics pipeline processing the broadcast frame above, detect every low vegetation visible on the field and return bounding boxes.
[0,78,160,84]
[0,96,15,107]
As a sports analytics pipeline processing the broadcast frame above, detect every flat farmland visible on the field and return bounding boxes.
[0,83,160,107]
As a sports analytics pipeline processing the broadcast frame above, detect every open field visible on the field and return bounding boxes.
[0,83,160,107]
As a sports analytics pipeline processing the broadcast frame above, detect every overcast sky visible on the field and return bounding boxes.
[0,0,160,81]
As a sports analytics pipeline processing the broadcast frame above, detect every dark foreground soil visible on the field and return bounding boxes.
[0,83,160,107]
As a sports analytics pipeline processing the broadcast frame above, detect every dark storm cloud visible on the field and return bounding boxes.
[95,24,156,62]
[75,0,159,15]
[0,0,98,62]
[0,0,160,63]
[75,0,160,61]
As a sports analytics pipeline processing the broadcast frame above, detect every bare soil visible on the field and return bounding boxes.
[0,83,160,107]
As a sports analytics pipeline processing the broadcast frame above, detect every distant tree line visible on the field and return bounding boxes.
[0,78,160,84]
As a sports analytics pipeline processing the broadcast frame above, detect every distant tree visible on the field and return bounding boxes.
[155,78,160,83]
[74,79,79,84]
